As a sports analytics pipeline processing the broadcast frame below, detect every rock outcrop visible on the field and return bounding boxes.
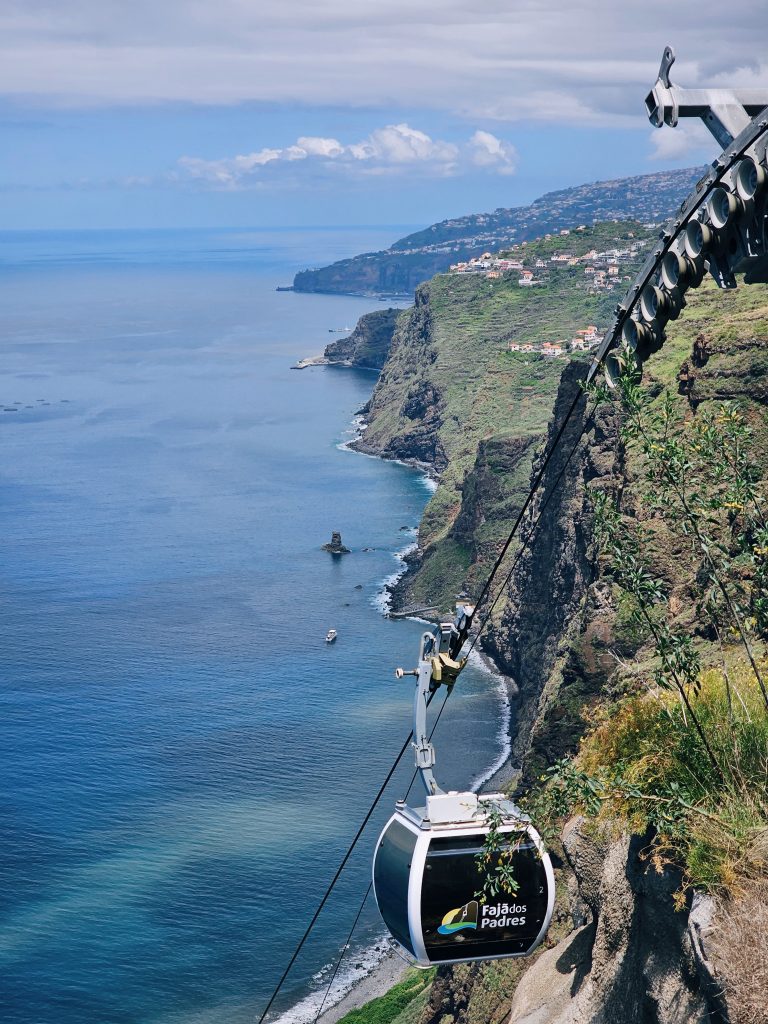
[321,531,350,555]
[482,361,621,776]
[353,284,448,470]
[323,308,401,370]
[502,819,718,1024]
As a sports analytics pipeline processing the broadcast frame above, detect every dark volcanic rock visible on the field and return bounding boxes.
[321,531,350,555]
[482,360,624,777]
[352,284,448,470]
[451,434,537,560]
[323,308,401,370]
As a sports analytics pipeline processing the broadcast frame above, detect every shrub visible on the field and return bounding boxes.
[525,662,768,895]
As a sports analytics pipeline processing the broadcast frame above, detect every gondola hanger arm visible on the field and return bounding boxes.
[394,603,473,796]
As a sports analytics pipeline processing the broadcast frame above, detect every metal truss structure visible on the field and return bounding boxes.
[590,46,768,387]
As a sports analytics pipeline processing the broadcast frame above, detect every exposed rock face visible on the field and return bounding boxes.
[323,308,401,370]
[353,285,447,469]
[357,245,768,1022]
[482,362,624,777]
[450,435,537,563]
[504,820,716,1024]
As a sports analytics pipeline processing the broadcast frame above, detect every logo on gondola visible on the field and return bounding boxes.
[437,900,478,934]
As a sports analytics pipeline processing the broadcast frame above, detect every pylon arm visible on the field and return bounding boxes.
[412,636,442,796]
[646,46,768,148]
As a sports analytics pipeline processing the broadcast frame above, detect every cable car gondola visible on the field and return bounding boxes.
[373,607,555,966]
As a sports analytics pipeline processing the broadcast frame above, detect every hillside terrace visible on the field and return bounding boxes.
[506,325,600,360]
[448,226,644,297]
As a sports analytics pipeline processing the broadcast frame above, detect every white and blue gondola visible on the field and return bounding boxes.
[372,610,555,967]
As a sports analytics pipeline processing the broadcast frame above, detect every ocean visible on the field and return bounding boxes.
[0,228,512,1024]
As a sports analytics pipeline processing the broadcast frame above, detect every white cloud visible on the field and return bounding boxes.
[467,130,518,174]
[177,124,516,188]
[648,121,716,162]
[1,1,767,128]
[295,136,344,158]
[348,124,458,166]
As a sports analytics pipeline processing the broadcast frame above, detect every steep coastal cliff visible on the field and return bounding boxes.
[355,221,653,610]
[345,234,768,1022]
[323,308,401,369]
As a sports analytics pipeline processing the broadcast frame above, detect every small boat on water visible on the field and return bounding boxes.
[325,628,338,644]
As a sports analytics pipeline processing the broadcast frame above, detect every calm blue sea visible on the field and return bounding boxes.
[0,228,511,1024]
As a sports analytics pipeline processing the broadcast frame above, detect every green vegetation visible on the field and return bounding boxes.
[474,803,522,902]
[347,205,768,1015]
[335,969,435,1024]
[520,377,768,898]
[531,664,768,896]
[363,221,658,613]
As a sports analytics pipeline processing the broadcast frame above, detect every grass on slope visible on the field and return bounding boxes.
[335,970,435,1024]
[552,660,768,896]
[521,278,768,900]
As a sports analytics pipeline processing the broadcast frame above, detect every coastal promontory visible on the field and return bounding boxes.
[323,308,401,370]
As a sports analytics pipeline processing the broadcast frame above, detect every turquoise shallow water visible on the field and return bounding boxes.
[0,228,511,1024]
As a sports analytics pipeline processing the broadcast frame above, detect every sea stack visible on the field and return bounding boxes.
[322,531,350,555]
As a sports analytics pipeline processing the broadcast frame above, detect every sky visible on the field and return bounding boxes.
[2,1,768,231]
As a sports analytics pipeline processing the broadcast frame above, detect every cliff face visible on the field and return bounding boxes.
[323,307,401,370]
[468,282,768,1024]
[482,362,621,772]
[358,230,768,1019]
[355,285,447,469]
[355,221,651,612]
[417,824,718,1024]
[504,822,714,1024]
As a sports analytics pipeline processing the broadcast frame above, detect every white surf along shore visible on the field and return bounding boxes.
[269,412,518,1024]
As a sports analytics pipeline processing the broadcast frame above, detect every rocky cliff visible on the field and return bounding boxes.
[355,220,653,611]
[323,307,401,369]
[352,232,768,1021]
[415,823,720,1024]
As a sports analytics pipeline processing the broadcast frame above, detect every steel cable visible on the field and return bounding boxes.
[269,387,596,1024]
[256,690,442,1024]
[310,691,452,1024]
[261,114,768,1024]
[465,397,599,658]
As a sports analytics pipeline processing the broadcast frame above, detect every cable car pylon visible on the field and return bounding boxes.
[372,605,555,966]
[592,45,768,388]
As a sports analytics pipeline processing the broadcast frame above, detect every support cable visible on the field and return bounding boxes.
[273,384,597,1024]
[311,884,372,1024]
[459,107,768,661]
[259,110,768,1024]
[257,692,440,1024]
[311,691,452,1024]
[465,398,598,658]
[463,383,587,641]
